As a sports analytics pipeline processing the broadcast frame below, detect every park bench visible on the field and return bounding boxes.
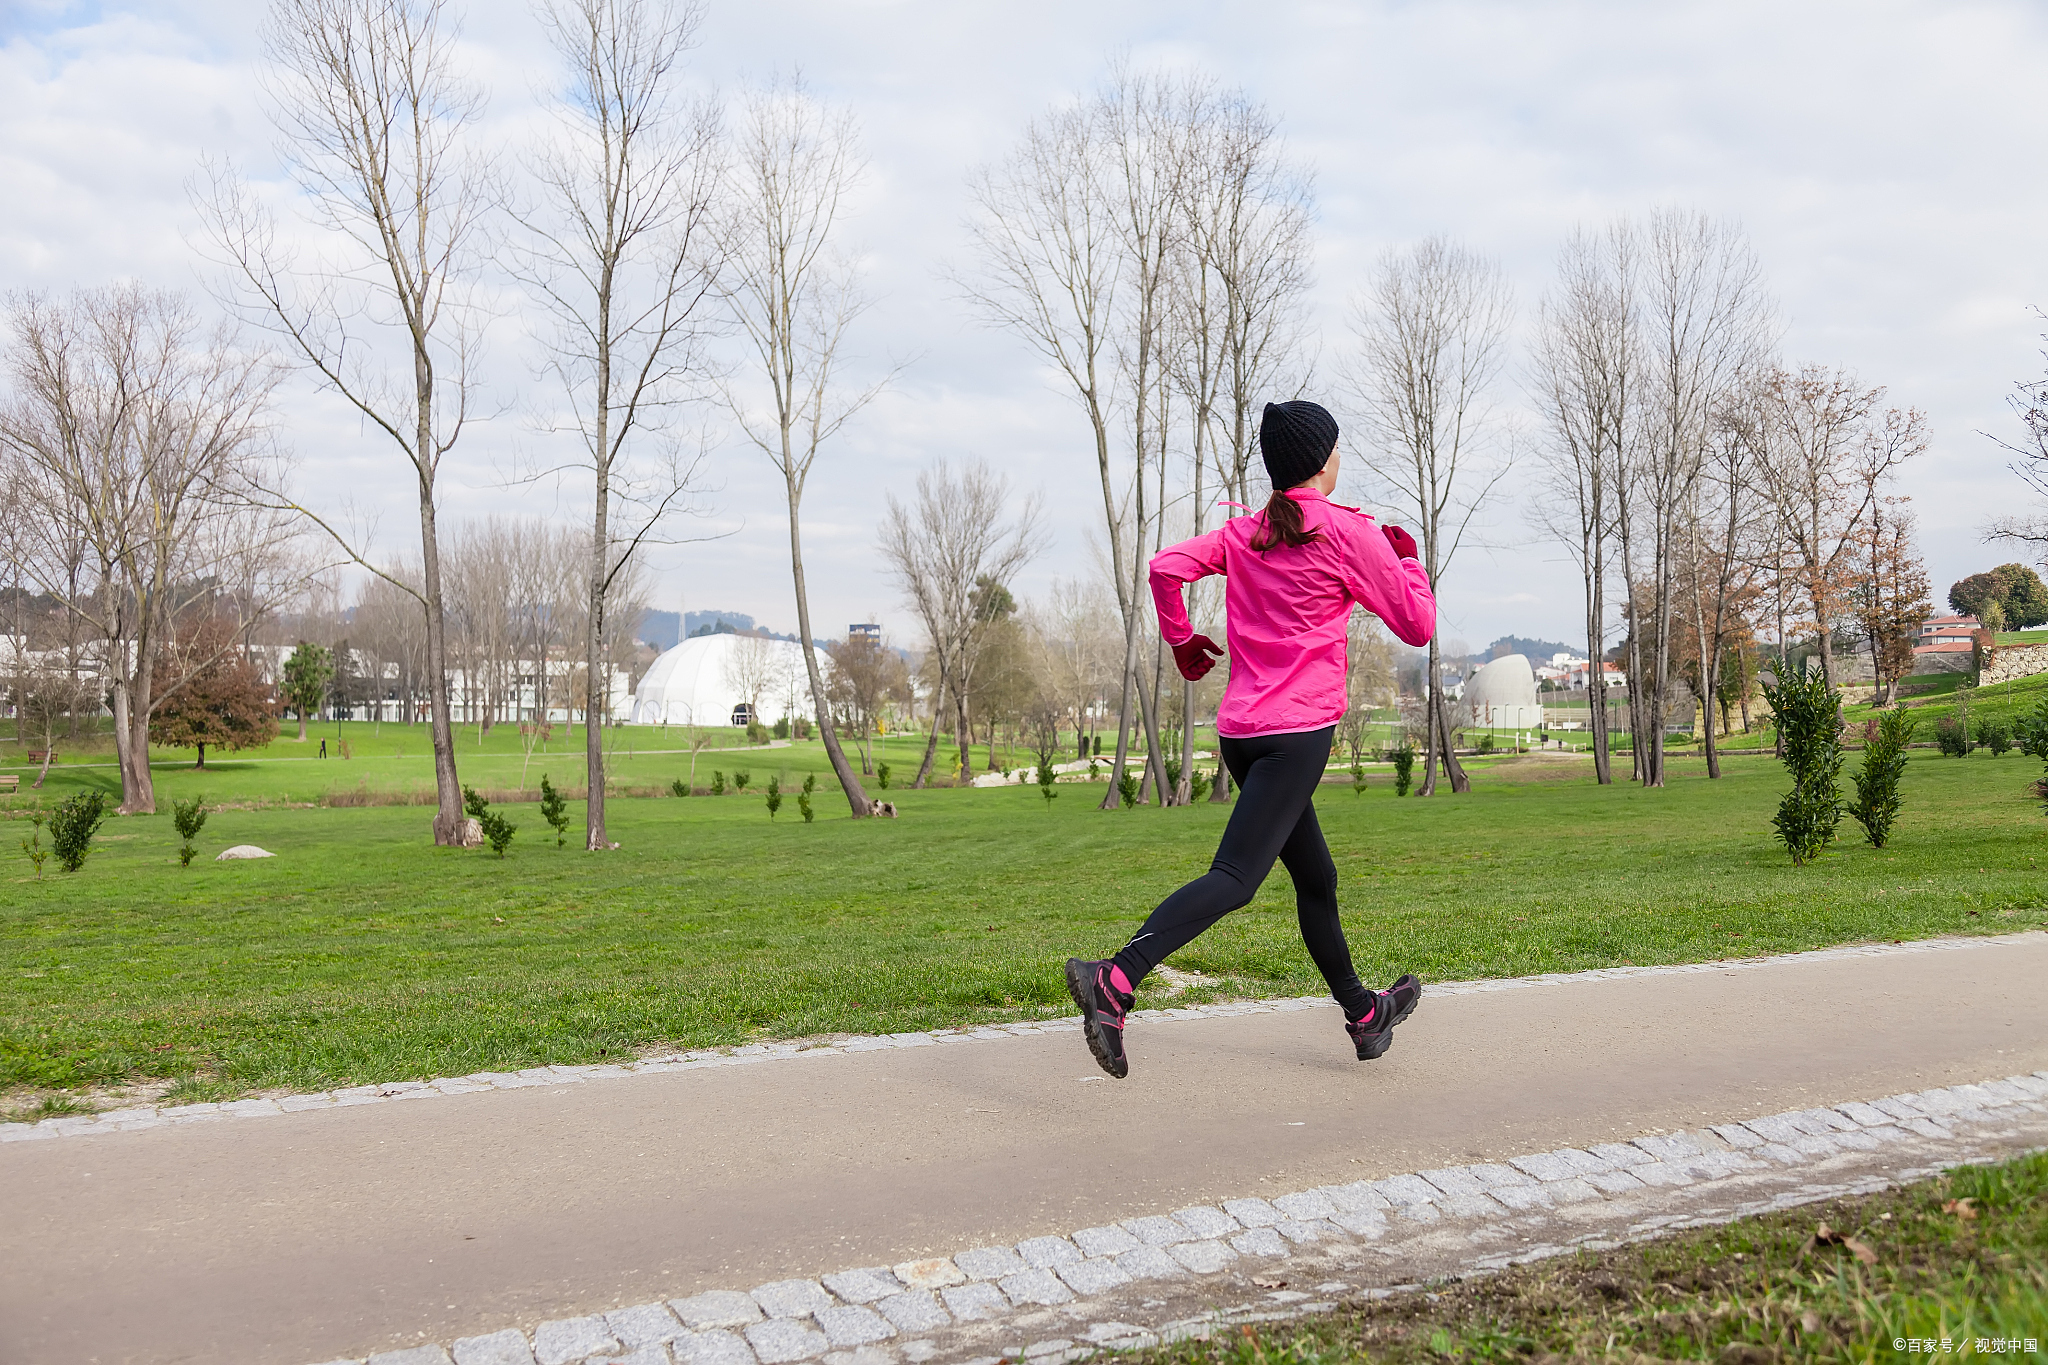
[0,774,18,794]
[26,750,55,764]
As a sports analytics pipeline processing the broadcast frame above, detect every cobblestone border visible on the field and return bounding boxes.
[6,932,2038,1146]
[303,1068,2048,1365]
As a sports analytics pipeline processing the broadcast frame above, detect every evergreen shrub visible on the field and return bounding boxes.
[1762,667,1844,865]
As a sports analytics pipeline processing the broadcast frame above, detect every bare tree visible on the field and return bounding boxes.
[1681,388,1769,776]
[1987,317,2048,555]
[1751,366,1928,691]
[522,0,723,849]
[720,77,887,818]
[1346,236,1513,796]
[721,632,780,730]
[1530,225,1636,784]
[0,286,285,813]
[201,0,493,844]
[877,461,1042,785]
[1630,209,1771,787]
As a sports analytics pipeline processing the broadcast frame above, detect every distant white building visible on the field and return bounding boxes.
[1462,654,1544,730]
[629,634,827,728]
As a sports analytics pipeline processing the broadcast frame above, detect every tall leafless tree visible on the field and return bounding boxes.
[522,0,723,849]
[201,0,493,844]
[1346,236,1513,796]
[1630,209,1771,787]
[0,286,287,813]
[720,77,889,818]
[877,461,1042,786]
[1530,225,1636,784]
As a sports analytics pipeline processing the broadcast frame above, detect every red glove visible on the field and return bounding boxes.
[1383,524,1418,560]
[1170,634,1223,681]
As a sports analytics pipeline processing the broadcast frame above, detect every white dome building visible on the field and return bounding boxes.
[628,634,826,728]
[1461,653,1543,731]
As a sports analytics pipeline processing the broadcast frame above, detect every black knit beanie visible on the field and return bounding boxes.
[1259,400,1339,490]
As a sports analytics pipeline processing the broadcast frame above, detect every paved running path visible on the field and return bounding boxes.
[6,936,2046,1365]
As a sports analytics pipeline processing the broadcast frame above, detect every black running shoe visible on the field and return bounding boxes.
[1345,991,1399,1061]
[1384,972,1422,1028]
[1066,957,1133,1079]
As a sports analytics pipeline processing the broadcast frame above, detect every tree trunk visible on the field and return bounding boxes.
[585,401,611,850]
[1435,681,1470,793]
[786,481,871,817]
[1418,640,1440,797]
[297,712,309,743]
[912,673,945,787]
[1177,677,1195,805]
[195,743,207,770]
[115,654,158,815]
[419,480,465,846]
[1585,550,1612,785]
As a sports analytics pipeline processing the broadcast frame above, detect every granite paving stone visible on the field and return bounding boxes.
[745,1319,829,1364]
[1229,1227,1289,1257]
[1371,1173,1442,1206]
[1552,1148,1614,1175]
[1220,1198,1283,1228]
[1172,1206,1238,1239]
[889,1260,965,1291]
[1710,1124,1764,1149]
[607,1304,686,1347]
[1112,1245,1185,1280]
[1275,1219,1337,1243]
[873,1293,949,1335]
[1584,1169,1647,1195]
[1755,1143,1807,1165]
[1491,1185,1554,1212]
[534,1316,617,1365]
[1121,1215,1193,1247]
[939,1283,1009,1322]
[1631,1134,1704,1161]
[998,1269,1075,1307]
[452,1332,537,1365]
[1071,1225,1142,1258]
[673,1291,767,1330]
[1329,1208,1389,1238]
[1900,1117,1953,1139]
[1438,1194,1506,1219]
[675,1334,757,1365]
[822,1347,894,1365]
[815,1306,894,1347]
[1587,1142,1654,1168]
[820,1270,901,1306]
[1165,1240,1238,1274]
[1395,1202,1442,1224]
[1420,1166,1487,1198]
[1014,1237,1082,1269]
[1507,1152,1580,1182]
[370,1349,455,1365]
[1318,1181,1391,1213]
[1464,1163,1536,1190]
[753,1281,834,1319]
[1054,1258,1133,1296]
[1270,1191,1338,1220]
[611,1347,671,1365]
[953,1247,1028,1281]
[1543,1177,1604,1205]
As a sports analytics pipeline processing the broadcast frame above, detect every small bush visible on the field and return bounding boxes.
[2015,697,2048,814]
[1478,734,1496,753]
[1934,716,1971,757]
[1391,744,1416,796]
[19,812,49,880]
[766,774,783,819]
[1035,756,1058,807]
[745,721,767,745]
[539,774,570,846]
[1190,769,1211,802]
[49,790,108,873]
[1976,718,2013,756]
[1848,707,1916,848]
[732,770,751,793]
[462,785,516,857]
[172,794,207,867]
[772,717,789,740]
[710,771,726,795]
[1117,770,1140,808]
[1762,666,1844,865]
[876,762,891,789]
[799,772,816,823]
[669,777,689,798]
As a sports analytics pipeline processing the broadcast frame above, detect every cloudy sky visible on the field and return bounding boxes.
[6,0,2047,657]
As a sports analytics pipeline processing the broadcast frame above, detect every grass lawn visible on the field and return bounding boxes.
[2,749,2045,1104]
[1131,1151,2048,1364]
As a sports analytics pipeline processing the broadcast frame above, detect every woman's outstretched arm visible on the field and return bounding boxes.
[1148,530,1227,645]
[1337,515,1436,647]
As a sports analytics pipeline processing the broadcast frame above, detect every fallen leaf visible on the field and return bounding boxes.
[1252,1276,1287,1289]
[1801,1310,1822,1333]
[1842,1236,1878,1265]
[1942,1198,1977,1219]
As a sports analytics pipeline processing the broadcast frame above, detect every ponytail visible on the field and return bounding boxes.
[1249,490,1324,552]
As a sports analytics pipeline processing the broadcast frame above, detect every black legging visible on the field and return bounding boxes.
[1111,725,1373,1020]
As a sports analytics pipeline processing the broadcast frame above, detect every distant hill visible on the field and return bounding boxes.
[1487,635,1579,663]
[639,610,681,650]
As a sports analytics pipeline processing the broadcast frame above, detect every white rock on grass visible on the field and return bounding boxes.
[215,845,275,860]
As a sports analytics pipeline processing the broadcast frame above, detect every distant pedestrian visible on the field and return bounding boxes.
[1066,400,1437,1079]
[319,738,328,759]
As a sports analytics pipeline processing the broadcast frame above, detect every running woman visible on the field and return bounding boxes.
[1066,399,1437,1079]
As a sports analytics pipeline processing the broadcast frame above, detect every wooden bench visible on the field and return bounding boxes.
[0,775,18,794]
[25,751,55,764]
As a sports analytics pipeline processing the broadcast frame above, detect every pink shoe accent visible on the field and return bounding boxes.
[1108,964,1134,995]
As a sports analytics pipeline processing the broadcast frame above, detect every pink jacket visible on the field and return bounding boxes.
[1149,488,1436,738]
